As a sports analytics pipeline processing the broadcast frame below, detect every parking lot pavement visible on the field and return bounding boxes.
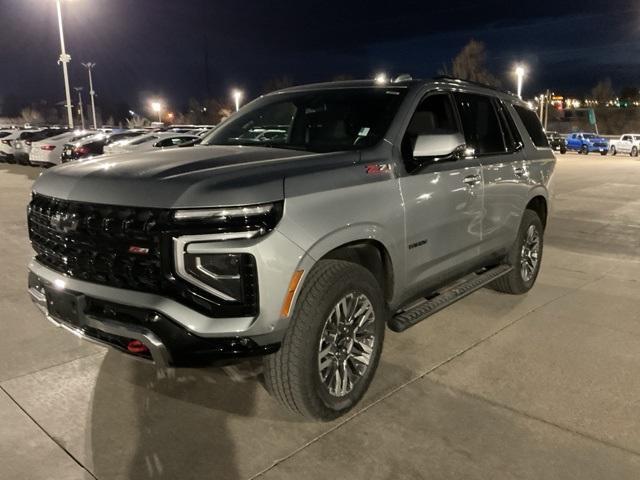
[1,153,640,479]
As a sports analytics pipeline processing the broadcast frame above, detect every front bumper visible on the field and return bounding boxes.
[27,227,308,365]
[29,270,280,366]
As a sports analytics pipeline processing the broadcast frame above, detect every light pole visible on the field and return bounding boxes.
[514,65,526,99]
[232,89,243,112]
[74,87,85,129]
[82,62,98,129]
[55,0,74,128]
[151,101,162,123]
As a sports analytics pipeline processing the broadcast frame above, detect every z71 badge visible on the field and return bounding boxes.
[365,164,391,175]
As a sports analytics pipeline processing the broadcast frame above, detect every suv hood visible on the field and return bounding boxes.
[33,145,350,208]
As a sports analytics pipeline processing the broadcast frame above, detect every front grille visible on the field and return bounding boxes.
[593,142,607,147]
[28,194,258,317]
[29,194,167,291]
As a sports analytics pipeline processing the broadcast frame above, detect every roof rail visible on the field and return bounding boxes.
[433,75,516,96]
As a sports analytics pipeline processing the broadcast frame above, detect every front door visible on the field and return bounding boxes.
[398,92,484,298]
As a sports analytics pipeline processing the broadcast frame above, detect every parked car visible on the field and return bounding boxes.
[103,132,200,155]
[0,130,25,163]
[29,131,96,167]
[27,77,554,420]
[59,133,108,162]
[609,134,640,157]
[565,132,608,155]
[13,128,70,165]
[545,131,566,154]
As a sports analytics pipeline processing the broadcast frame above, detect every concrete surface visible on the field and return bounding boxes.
[1,152,640,479]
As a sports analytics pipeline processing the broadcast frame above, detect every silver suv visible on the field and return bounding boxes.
[27,77,555,420]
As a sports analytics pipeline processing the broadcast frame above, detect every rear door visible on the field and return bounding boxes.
[398,91,484,297]
[453,92,527,256]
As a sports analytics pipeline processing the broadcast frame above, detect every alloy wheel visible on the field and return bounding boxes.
[520,225,540,282]
[318,293,376,397]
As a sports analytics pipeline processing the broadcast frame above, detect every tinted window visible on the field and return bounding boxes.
[203,88,407,153]
[130,135,158,145]
[454,93,506,155]
[495,99,523,152]
[513,105,548,148]
[402,93,459,161]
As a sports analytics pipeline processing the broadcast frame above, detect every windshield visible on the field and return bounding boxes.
[202,87,407,153]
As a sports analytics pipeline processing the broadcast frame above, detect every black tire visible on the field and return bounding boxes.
[610,146,617,156]
[600,150,607,156]
[580,145,589,155]
[263,259,386,421]
[560,147,567,154]
[632,147,638,157]
[490,209,544,295]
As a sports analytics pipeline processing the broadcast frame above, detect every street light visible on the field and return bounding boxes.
[55,0,74,128]
[514,64,526,99]
[374,73,388,84]
[151,101,162,123]
[232,89,243,112]
[74,87,85,130]
[82,62,98,129]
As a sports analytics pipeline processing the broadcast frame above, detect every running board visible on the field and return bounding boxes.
[388,264,513,333]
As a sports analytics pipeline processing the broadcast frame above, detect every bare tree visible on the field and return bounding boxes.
[262,76,294,94]
[20,107,43,125]
[450,39,501,87]
[591,79,615,104]
[126,114,150,128]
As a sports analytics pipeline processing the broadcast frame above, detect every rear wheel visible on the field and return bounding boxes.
[490,209,544,295]
[600,150,607,156]
[580,145,589,155]
[263,260,386,421]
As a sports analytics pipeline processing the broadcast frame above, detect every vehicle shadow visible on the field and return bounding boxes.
[88,351,303,480]
[88,350,417,480]
[0,162,42,181]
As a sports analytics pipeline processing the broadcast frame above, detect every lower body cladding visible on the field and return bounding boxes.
[27,229,308,367]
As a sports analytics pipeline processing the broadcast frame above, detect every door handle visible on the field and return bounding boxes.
[513,167,525,177]
[463,174,481,186]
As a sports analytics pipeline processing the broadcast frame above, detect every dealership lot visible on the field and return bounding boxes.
[2,152,640,479]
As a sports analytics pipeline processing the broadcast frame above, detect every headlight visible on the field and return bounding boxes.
[172,201,283,237]
[183,253,246,302]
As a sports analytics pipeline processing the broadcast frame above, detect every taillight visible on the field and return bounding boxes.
[75,146,90,155]
[41,145,56,151]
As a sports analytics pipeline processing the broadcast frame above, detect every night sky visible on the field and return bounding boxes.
[0,0,637,113]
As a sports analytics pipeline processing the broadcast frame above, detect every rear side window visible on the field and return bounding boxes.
[453,93,506,155]
[513,105,549,148]
[494,99,523,152]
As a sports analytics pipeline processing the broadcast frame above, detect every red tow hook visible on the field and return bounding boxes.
[127,339,150,354]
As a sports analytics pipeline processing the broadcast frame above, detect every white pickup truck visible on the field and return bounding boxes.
[610,134,640,156]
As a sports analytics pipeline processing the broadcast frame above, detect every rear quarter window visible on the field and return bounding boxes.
[513,105,549,148]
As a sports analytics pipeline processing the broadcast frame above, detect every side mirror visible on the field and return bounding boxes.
[412,133,468,165]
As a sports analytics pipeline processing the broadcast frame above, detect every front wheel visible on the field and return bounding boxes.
[490,209,544,295]
[263,260,386,421]
[610,146,617,156]
[632,147,639,157]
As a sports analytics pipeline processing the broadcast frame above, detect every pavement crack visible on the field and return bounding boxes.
[0,384,99,480]
[251,275,609,479]
[429,379,640,459]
